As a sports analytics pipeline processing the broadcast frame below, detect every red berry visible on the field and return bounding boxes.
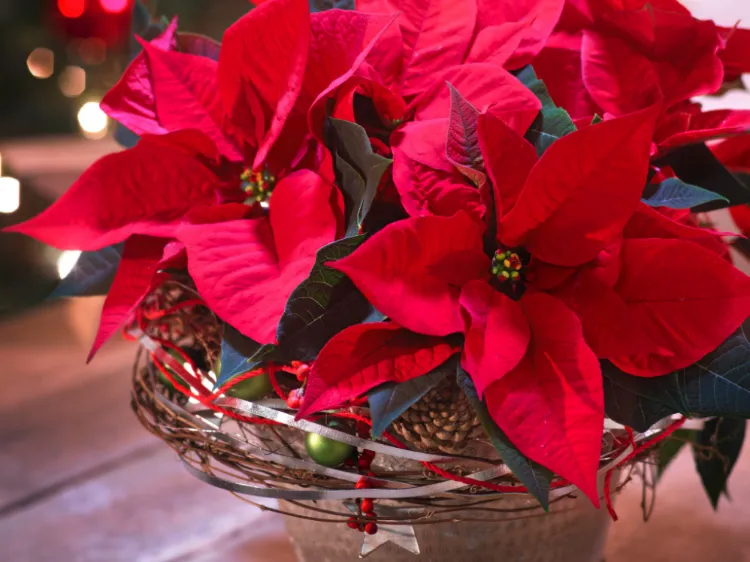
[346,517,358,530]
[361,499,374,514]
[358,458,372,471]
[286,389,303,409]
[365,523,378,535]
[360,449,375,460]
[355,477,370,490]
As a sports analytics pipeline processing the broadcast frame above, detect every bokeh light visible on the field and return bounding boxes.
[27,48,54,79]
[77,101,109,139]
[0,177,21,214]
[59,66,87,97]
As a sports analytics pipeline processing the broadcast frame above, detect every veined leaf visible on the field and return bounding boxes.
[368,355,457,437]
[446,83,486,187]
[50,244,123,299]
[643,177,727,209]
[655,143,750,211]
[516,65,576,155]
[693,417,746,509]
[603,321,750,431]
[276,236,384,362]
[457,367,553,509]
[329,118,392,237]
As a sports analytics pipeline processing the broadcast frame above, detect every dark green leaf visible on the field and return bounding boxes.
[602,361,687,432]
[457,367,553,509]
[591,114,603,125]
[329,118,392,237]
[177,33,221,60]
[603,322,750,430]
[642,177,727,209]
[216,325,277,388]
[693,417,746,508]
[49,244,123,299]
[655,143,750,211]
[518,67,576,156]
[368,355,457,437]
[309,0,354,12]
[276,237,385,362]
[657,429,697,478]
[446,83,486,187]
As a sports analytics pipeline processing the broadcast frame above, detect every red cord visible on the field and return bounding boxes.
[143,298,207,320]
[603,417,686,520]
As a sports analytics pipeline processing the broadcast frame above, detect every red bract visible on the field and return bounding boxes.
[535,0,750,152]
[103,0,394,173]
[298,322,460,416]
[6,0,383,351]
[356,0,564,96]
[305,104,750,503]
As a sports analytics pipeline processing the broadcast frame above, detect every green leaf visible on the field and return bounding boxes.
[216,325,277,388]
[49,244,123,299]
[655,143,750,211]
[591,114,603,125]
[276,237,385,362]
[602,361,688,432]
[657,429,697,478]
[457,367,553,509]
[368,355,456,437]
[309,0,354,11]
[603,321,750,431]
[518,66,576,156]
[693,417,746,509]
[643,177,728,209]
[329,118,392,237]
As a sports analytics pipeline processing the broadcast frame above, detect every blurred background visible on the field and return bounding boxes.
[0,0,249,317]
[1,1,750,561]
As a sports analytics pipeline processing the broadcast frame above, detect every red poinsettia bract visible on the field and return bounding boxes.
[299,104,750,503]
[5,0,401,353]
[535,0,750,153]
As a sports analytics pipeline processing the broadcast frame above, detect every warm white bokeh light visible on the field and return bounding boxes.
[0,177,20,214]
[77,101,108,139]
[59,66,86,97]
[27,48,54,79]
[56,250,82,279]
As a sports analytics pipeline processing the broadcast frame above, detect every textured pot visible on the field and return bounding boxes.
[282,479,616,562]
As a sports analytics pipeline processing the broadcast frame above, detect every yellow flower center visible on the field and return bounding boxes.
[241,168,276,204]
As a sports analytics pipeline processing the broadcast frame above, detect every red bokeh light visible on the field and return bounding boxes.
[99,0,129,13]
[58,0,85,18]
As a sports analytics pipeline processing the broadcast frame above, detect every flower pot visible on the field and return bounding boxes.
[281,478,616,562]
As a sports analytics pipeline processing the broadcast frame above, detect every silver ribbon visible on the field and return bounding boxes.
[217,396,455,463]
[137,330,678,502]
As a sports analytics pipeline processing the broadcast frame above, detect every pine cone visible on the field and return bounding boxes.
[391,377,484,454]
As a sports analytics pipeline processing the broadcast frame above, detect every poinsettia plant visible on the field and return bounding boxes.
[8,0,750,509]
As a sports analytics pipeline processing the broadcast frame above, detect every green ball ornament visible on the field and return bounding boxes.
[226,372,273,400]
[305,430,356,467]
